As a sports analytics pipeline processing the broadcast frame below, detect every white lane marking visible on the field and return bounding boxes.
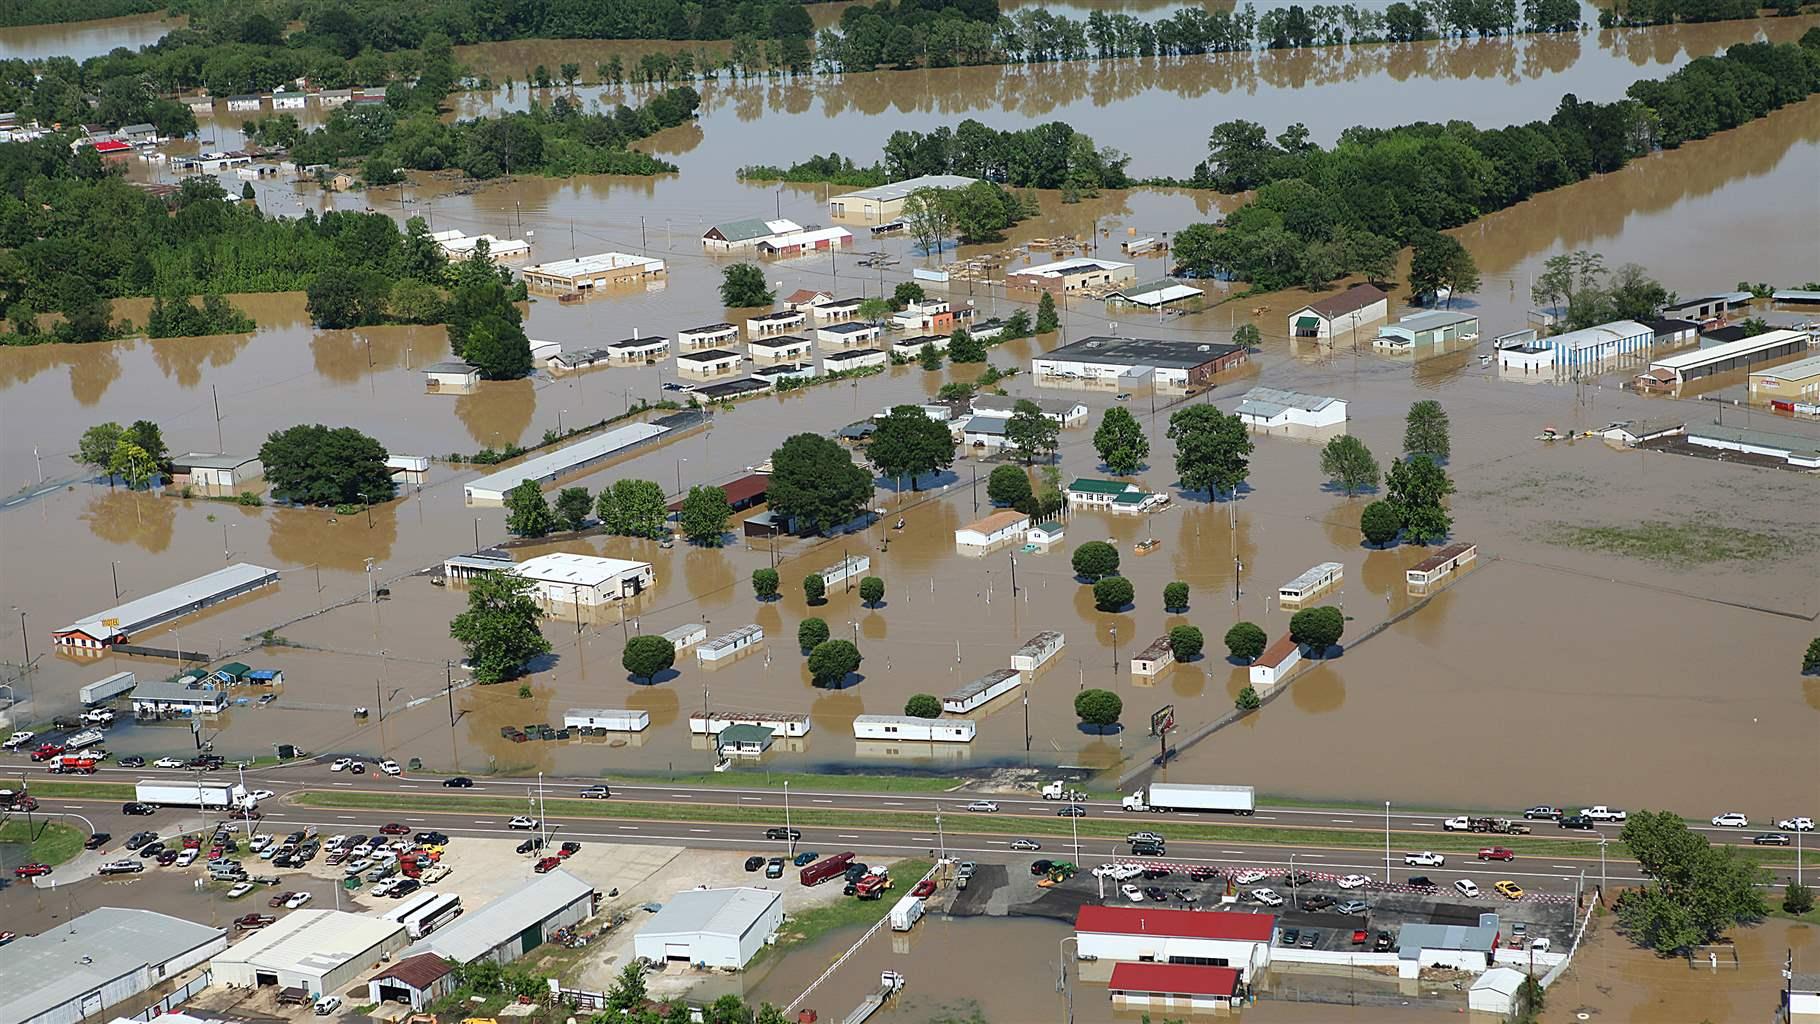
[670,794,693,799]
[337,815,356,819]
[689,828,711,833]
[618,826,639,831]
[986,840,1006,845]
[812,799,833,804]
[332,782,351,787]
[1330,818,1354,823]
[406,818,427,822]
[1553,864,1579,869]
[739,797,761,802]
[399,784,418,789]
[838,834,860,839]
[882,801,905,807]
[912,837,933,842]
[473,820,494,824]
[1222,850,1247,855]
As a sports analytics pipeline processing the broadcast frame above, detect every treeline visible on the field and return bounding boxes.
[291,86,698,182]
[1602,0,1787,28]
[1164,35,1820,292]
[0,0,161,26]
[741,118,1128,194]
[0,156,449,343]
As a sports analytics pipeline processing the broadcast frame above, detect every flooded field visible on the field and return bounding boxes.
[0,12,181,62]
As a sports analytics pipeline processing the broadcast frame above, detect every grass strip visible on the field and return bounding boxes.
[749,858,933,969]
[0,819,87,865]
[13,780,137,800]
[627,771,963,794]
[290,790,1805,868]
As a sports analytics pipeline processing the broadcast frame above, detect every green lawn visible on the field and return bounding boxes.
[0,819,86,865]
[638,771,963,794]
[12,780,137,801]
[749,858,933,967]
[1544,519,1790,566]
[293,790,1809,867]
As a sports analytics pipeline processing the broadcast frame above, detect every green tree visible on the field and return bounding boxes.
[449,571,550,684]
[901,188,953,256]
[892,282,926,309]
[1162,581,1190,613]
[1168,405,1253,499]
[803,573,826,605]
[259,424,394,506]
[904,693,941,719]
[868,405,956,490]
[1074,688,1122,728]
[768,433,874,534]
[560,62,581,86]
[857,296,891,327]
[123,420,171,477]
[1035,292,1059,333]
[1236,685,1262,711]
[622,635,676,682]
[720,263,772,307]
[1232,323,1261,348]
[1093,407,1149,476]
[1289,605,1345,655]
[1320,435,1380,496]
[1616,810,1770,953]
[1093,575,1134,611]
[1225,621,1268,662]
[77,422,126,476]
[1404,400,1451,461]
[1407,229,1479,307]
[859,576,884,607]
[504,479,557,538]
[1359,499,1402,547]
[553,486,593,532]
[1168,625,1204,661]
[108,440,156,490]
[807,639,862,686]
[1005,400,1060,465]
[797,617,830,651]
[987,465,1033,508]
[1072,540,1120,581]
[463,313,532,380]
[1385,456,1454,545]
[917,343,942,370]
[1783,882,1814,916]
[947,327,986,363]
[597,479,670,538]
[1806,638,1820,674]
[679,485,733,546]
[604,962,648,1012]
[1002,309,1032,339]
[752,568,780,601]
[305,271,390,328]
[1345,230,1399,286]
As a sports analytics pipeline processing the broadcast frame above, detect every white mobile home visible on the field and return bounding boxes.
[1011,631,1064,671]
[853,715,976,742]
[698,625,764,663]
[1278,562,1343,606]
[562,708,650,732]
[1130,637,1174,676]
[688,711,812,738]
[942,668,1022,714]
[816,554,870,588]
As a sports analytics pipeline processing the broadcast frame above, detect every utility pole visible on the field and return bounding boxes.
[445,662,455,727]
[110,561,120,601]
[971,465,978,515]
[1009,550,1018,595]
[211,384,224,454]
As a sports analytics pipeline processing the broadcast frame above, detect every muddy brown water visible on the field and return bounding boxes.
[0,12,183,62]
[3,14,1817,816]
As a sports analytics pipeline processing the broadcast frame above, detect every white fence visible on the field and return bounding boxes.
[1538,898,1598,988]
[1271,948,1399,969]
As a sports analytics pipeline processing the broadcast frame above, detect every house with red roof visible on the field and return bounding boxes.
[1107,962,1244,1012]
[1075,906,1275,983]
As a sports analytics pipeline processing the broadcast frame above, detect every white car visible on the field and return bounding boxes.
[1405,851,1446,867]
[154,756,185,768]
[226,882,255,899]
[1233,869,1269,884]
[965,801,999,812]
[380,759,402,776]
[248,835,273,851]
[1249,887,1284,907]
[343,858,372,876]
[1120,883,1144,903]
[1454,879,1481,898]
[1337,874,1371,889]
[247,789,274,802]
[1776,817,1814,832]
[1010,839,1041,851]
[325,834,347,850]
[284,892,313,909]
[4,730,34,748]
[508,816,538,830]
[314,995,342,1016]
[330,758,352,772]
[1711,813,1749,828]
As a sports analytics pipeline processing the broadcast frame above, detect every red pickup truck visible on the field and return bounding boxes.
[1477,847,1516,862]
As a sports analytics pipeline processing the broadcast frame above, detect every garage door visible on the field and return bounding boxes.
[663,943,692,961]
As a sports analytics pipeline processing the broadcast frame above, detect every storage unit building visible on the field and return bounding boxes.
[1007,257,1137,294]
[1538,319,1654,375]
[1108,962,1243,1013]
[1130,637,1174,676]
[404,870,595,966]
[746,310,806,337]
[1034,337,1246,388]
[54,563,280,650]
[1649,329,1812,385]
[1467,967,1525,1016]
[1011,631,1064,672]
[0,909,226,1024]
[1396,914,1500,978]
[1662,291,1752,322]
[169,453,262,492]
[666,473,769,514]
[1249,635,1301,688]
[1105,278,1205,310]
[1748,353,1820,403]
[563,708,650,732]
[1277,562,1343,607]
[606,335,670,363]
[824,348,887,372]
[853,715,976,742]
[1374,310,1479,349]
[698,625,764,663]
[633,887,784,969]
[1684,425,1820,468]
[829,174,980,222]
[1406,543,1478,590]
[212,910,406,999]
[1075,906,1275,983]
[464,422,670,502]
[366,953,456,1012]
[678,323,739,350]
[677,349,744,377]
[817,322,881,348]
[942,668,1022,714]
[521,252,665,292]
[755,226,853,257]
[1287,284,1388,340]
[423,361,480,393]
[1236,387,1347,429]
[507,553,654,606]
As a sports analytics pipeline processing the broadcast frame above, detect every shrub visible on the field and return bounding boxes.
[904,694,942,719]
[752,568,780,600]
[1163,581,1189,612]
[859,576,884,607]
[1072,540,1119,580]
[1236,685,1261,711]
[1360,500,1401,546]
[1289,606,1346,654]
[1074,688,1122,727]
[798,618,830,652]
[1168,625,1204,661]
[1225,622,1268,662]
[621,635,676,682]
[803,573,826,605]
[1092,576,1134,611]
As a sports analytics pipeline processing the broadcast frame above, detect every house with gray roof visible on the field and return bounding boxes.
[1235,386,1347,429]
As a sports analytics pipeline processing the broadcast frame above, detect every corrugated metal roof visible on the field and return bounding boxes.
[637,887,780,940]
[0,909,226,1024]
[59,563,278,639]
[1748,353,1820,381]
[1236,386,1339,418]
[836,174,979,202]
[466,422,668,498]
[1109,961,1241,996]
[1076,905,1276,942]
[404,870,593,963]
[218,910,403,975]
[1650,329,1809,370]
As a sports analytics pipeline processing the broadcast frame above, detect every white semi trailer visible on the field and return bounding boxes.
[1121,783,1256,815]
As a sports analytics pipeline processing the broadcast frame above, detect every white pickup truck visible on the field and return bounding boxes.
[1404,851,1446,867]
[1582,806,1628,823]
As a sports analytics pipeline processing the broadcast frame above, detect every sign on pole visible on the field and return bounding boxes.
[1150,704,1175,737]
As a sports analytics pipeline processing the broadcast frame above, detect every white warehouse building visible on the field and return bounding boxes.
[211,910,407,1000]
[633,887,785,969]
[0,909,227,1024]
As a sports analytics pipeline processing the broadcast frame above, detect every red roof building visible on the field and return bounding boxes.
[1076,906,1275,983]
[91,139,132,155]
[1108,962,1243,1011]
[1076,906,1276,942]
[666,473,769,513]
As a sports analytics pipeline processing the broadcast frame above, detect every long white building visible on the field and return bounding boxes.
[464,422,670,502]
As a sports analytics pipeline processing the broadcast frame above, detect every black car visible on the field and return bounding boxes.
[443,776,474,788]
[1284,870,1314,887]
[1280,928,1300,946]
[1524,805,1563,820]
[118,756,146,767]
[1131,842,1164,856]
[1754,833,1792,846]
[1301,893,1336,910]
[1056,806,1087,817]
[84,832,111,850]
[844,863,871,882]
[99,860,144,875]
[764,827,802,841]
[515,838,546,854]
[1030,859,1055,876]
[1188,866,1220,881]
[391,878,421,897]
[793,851,819,866]
[349,761,365,774]
[745,855,766,872]
[122,802,156,816]
[765,858,785,878]
[138,842,166,858]
[1142,886,1166,901]
[124,831,157,850]
[1559,815,1595,830]
[1142,867,1171,879]
[1406,876,1437,890]
[1374,930,1395,952]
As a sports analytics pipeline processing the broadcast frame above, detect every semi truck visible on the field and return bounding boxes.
[134,780,250,809]
[1121,783,1255,815]
[79,671,136,706]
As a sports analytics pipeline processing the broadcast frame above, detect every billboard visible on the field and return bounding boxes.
[1150,704,1175,737]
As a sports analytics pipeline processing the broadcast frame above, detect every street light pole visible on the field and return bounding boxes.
[1384,800,1391,884]
[784,780,793,854]
[1058,935,1078,1024]
[110,561,120,601]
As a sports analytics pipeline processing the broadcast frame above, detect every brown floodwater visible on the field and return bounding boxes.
[0,12,182,62]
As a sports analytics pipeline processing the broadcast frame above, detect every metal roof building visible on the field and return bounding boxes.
[829,174,980,222]
[54,563,279,649]
[520,251,665,291]
[0,908,227,1024]
[1648,329,1812,384]
[212,910,406,999]
[1235,387,1348,428]
[464,422,670,503]
[633,887,785,969]
[403,870,595,966]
